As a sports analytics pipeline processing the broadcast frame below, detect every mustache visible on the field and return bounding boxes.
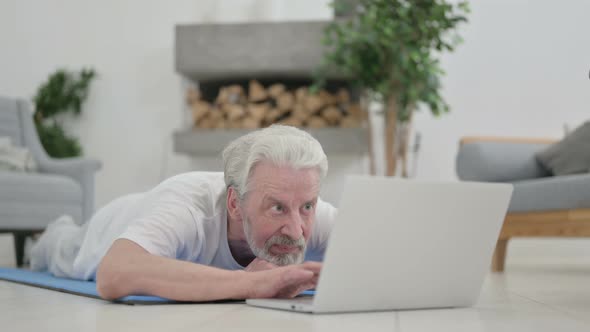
[264,235,306,250]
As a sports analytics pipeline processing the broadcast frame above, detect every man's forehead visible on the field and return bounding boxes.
[261,190,319,202]
[249,163,320,187]
[248,175,320,201]
[254,181,320,197]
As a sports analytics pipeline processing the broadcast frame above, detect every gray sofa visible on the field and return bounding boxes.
[456,137,590,271]
[0,96,101,266]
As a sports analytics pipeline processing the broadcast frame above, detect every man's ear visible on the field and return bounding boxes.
[226,186,243,222]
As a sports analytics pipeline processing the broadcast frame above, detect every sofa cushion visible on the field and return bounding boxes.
[536,121,590,175]
[457,141,550,182]
[0,171,83,229]
[509,174,590,212]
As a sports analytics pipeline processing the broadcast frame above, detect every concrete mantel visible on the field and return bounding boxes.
[173,127,368,156]
[175,20,346,82]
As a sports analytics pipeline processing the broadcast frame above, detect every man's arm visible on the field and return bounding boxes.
[96,239,319,301]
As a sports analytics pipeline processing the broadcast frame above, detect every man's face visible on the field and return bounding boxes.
[239,161,320,266]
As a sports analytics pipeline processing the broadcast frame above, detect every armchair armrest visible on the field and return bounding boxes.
[38,157,101,176]
[38,156,102,222]
[456,136,558,182]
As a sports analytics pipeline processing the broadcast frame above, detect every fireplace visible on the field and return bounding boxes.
[172,16,370,204]
[174,19,368,148]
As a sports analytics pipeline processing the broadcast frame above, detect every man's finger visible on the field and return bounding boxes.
[301,261,322,274]
[291,282,316,298]
[310,275,319,284]
[285,268,314,283]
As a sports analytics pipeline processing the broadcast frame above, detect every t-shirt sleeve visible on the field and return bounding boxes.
[117,190,204,260]
[306,197,338,261]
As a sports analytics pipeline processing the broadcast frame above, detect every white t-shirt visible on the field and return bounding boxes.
[71,172,337,280]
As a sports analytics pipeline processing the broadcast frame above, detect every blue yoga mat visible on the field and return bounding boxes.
[0,267,315,304]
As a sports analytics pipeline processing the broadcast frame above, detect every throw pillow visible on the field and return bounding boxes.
[535,121,590,175]
[0,136,38,172]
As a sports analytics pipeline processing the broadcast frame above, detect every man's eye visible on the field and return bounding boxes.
[271,204,284,212]
[304,203,313,211]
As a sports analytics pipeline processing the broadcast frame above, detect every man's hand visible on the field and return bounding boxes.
[244,257,277,272]
[247,261,322,299]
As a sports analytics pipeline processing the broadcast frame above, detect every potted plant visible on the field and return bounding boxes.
[33,68,96,158]
[315,0,469,176]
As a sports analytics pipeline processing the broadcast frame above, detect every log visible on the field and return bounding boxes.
[226,85,245,104]
[226,104,246,121]
[337,88,350,104]
[279,116,303,127]
[277,92,295,112]
[295,87,308,103]
[191,101,211,125]
[213,120,227,129]
[248,103,270,121]
[306,116,328,128]
[228,120,243,129]
[304,94,324,114]
[319,90,337,106]
[322,106,343,125]
[186,87,200,106]
[209,116,223,129]
[242,116,261,129]
[249,80,268,102]
[340,115,360,128]
[264,108,282,124]
[292,104,309,122]
[197,115,215,129]
[347,103,364,120]
[208,107,224,122]
[268,84,286,99]
[216,87,229,104]
[220,102,231,115]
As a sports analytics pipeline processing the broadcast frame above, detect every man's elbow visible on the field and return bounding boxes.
[96,263,129,300]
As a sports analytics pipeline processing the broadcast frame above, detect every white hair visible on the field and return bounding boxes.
[222,125,328,197]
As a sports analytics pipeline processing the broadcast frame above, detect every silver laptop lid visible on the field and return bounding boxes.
[312,176,513,313]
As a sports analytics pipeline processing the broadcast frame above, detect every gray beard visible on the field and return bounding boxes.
[242,216,307,266]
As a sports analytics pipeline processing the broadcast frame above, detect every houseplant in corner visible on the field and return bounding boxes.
[315,0,469,176]
[33,68,96,158]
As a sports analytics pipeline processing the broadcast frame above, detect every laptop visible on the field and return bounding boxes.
[246,175,513,314]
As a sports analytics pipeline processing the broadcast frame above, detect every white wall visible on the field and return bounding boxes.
[0,0,333,207]
[1,1,589,263]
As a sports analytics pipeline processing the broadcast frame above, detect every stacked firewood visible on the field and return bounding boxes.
[186,80,365,129]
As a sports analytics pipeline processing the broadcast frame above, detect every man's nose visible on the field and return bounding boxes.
[281,212,304,239]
